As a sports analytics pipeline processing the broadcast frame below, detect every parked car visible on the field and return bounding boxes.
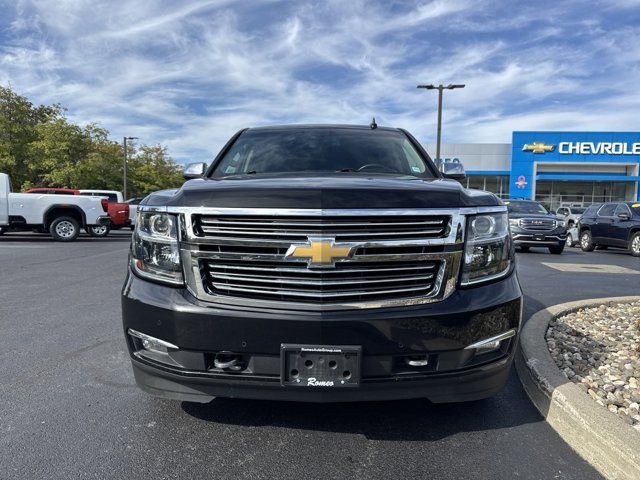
[0,173,110,241]
[506,199,567,254]
[79,190,130,235]
[122,124,523,404]
[25,188,84,233]
[125,197,146,230]
[565,226,580,247]
[25,187,123,237]
[555,205,586,228]
[578,202,640,257]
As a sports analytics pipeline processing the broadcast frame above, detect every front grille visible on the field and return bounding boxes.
[192,214,449,241]
[186,213,454,305]
[519,218,556,231]
[202,259,441,303]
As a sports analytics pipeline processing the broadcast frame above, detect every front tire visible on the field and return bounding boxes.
[630,232,640,257]
[87,225,110,237]
[566,233,574,247]
[580,231,595,252]
[49,216,80,242]
[549,245,565,254]
[518,246,530,253]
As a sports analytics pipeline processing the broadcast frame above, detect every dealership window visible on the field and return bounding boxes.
[535,180,630,211]
[463,175,509,198]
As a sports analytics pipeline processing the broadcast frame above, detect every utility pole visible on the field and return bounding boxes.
[123,136,138,200]
[416,83,465,166]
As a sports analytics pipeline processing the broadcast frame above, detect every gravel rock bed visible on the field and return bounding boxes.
[546,301,640,430]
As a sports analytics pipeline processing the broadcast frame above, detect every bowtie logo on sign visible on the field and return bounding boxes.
[522,142,555,154]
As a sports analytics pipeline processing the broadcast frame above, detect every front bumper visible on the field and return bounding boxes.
[122,270,522,403]
[511,226,567,247]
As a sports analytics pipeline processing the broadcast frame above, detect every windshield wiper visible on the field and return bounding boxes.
[336,168,357,172]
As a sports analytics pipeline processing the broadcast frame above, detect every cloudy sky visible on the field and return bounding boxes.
[2,0,640,163]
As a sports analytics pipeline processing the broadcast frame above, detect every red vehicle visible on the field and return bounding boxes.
[25,187,130,236]
[24,187,81,196]
[78,190,130,235]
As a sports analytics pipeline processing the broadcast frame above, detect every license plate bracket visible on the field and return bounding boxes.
[281,345,361,388]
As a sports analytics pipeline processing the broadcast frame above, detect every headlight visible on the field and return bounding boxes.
[131,211,183,285]
[508,218,520,228]
[461,212,513,286]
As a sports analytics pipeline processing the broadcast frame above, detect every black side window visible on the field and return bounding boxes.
[614,204,631,217]
[598,204,617,217]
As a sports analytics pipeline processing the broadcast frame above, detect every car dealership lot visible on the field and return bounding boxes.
[1,233,638,480]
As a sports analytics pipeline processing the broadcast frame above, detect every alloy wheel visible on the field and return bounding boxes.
[55,221,75,238]
[632,235,640,255]
[581,234,588,248]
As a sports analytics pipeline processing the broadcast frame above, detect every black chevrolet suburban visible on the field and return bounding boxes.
[578,201,640,256]
[122,125,523,403]
[506,199,567,254]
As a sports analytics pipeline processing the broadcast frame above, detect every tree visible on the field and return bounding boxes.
[127,144,184,198]
[0,86,63,188]
[0,85,184,196]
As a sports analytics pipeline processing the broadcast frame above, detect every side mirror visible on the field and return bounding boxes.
[441,160,466,180]
[617,212,631,221]
[184,162,207,180]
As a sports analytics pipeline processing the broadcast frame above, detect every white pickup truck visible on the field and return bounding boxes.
[0,173,111,241]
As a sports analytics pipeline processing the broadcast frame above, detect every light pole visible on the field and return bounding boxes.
[123,136,138,200]
[416,83,465,165]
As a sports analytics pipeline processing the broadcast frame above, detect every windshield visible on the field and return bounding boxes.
[571,207,586,214]
[211,128,436,178]
[506,201,549,214]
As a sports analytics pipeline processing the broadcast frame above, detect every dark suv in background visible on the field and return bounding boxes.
[578,202,640,257]
[506,199,567,254]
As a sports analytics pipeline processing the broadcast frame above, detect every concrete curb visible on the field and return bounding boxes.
[516,296,640,480]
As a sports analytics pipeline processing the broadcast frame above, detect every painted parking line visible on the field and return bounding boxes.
[542,263,640,275]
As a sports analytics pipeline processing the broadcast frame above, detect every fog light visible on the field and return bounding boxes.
[128,329,178,354]
[464,329,516,353]
[476,340,501,351]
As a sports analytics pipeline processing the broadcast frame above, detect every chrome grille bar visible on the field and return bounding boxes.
[520,218,557,231]
[207,272,435,286]
[207,282,437,299]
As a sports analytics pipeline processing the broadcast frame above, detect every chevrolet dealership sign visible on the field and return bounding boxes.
[558,142,640,155]
[512,131,640,201]
[523,141,640,155]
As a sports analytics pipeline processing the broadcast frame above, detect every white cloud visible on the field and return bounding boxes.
[1,0,640,163]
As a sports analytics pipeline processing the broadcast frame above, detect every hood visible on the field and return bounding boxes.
[143,174,500,209]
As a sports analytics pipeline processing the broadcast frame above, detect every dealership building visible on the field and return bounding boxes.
[427,131,640,210]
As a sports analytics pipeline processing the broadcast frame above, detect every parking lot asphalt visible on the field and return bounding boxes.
[1,232,639,480]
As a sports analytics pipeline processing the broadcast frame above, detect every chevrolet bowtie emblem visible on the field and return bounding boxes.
[285,237,356,267]
[522,142,555,154]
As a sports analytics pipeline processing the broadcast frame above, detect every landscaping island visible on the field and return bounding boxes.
[546,301,640,430]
